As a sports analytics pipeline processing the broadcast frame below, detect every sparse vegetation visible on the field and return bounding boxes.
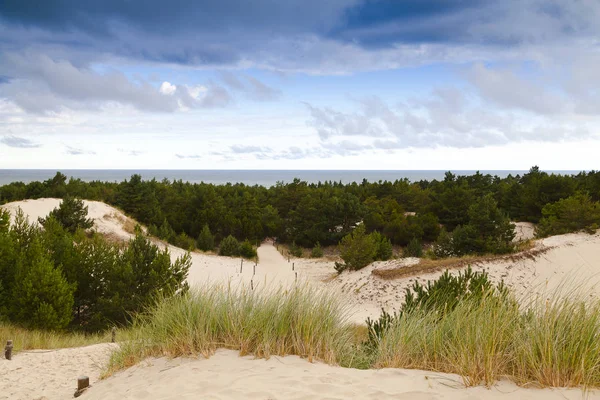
[310,242,324,258]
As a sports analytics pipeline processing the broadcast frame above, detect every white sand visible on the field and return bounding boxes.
[0,344,115,400]
[81,349,594,400]
[3,199,600,399]
[1,198,138,242]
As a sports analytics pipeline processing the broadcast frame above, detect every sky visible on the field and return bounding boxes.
[0,0,599,170]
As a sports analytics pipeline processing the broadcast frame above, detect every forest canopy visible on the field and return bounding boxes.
[1,167,599,253]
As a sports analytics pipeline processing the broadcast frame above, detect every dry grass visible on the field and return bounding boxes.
[372,242,547,280]
[0,323,112,353]
[103,284,355,377]
[375,286,600,388]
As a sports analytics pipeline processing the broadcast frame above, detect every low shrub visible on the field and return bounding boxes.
[218,235,240,257]
[310,242,324,258]
[239,239,257,259]
[289,241,303,258]
[403,237,423,258]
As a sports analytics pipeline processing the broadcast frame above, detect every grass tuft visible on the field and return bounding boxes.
[103,284,356,377]
[0,323,112,352]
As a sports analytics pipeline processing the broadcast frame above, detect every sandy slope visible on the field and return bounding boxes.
[3,199,600,399]
[82,349,594,400]
[0,344,116,400]
[1,198,137,242]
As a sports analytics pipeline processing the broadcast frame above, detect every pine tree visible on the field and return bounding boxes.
[11,239,74,330]
[38,195,93,233]
[196,224,215,251]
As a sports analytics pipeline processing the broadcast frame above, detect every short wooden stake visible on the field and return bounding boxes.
[253,264,256,276]
[240,259,243,273]
[295,272,298,282]
[4,340,13,360]
[292,262,294,271]
[251,280,254,290]
[74,376,90,397]
[111,327,116,343]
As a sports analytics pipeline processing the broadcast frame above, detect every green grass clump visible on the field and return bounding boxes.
[0,323,112,352]
[371,278,600,388]
[105,284,355,376]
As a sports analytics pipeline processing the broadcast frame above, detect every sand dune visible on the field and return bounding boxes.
[82,349,593,400]
[3,199,600,399]
[0,344,115,400]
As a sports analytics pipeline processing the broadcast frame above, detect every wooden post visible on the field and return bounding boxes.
[111,327,116,343]
[74,376,90,397]
[295,272,298,282]
[4,340,13,360]
[240,259,243,273]
[253,264,256,276]
[292,262,294,271]
[251,280,254,290]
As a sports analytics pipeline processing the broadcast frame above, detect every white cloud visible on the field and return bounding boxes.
[159,81,177,95]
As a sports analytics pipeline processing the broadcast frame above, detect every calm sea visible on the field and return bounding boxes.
[0,170,580,187]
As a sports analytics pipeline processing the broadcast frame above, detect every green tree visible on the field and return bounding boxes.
[38,195,93,233]
[11,239,74,330]
[536,193,600,237]
[371,231,393,261]
[338,224,377,271]
[196,224,215,251]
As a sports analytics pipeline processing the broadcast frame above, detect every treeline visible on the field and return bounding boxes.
[0,198,190,332]
[1,167,599,253]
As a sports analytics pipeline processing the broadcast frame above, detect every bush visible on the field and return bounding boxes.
[310,242,324,258]
[289,241,303,258]
[372,231,393,261]
[536,193,600,237]
[433,195,515,257]
[219,235,240,257]
[403,237,423,258]
[239,239,257,259]
[366,267,505,347]
[173,232,196,251]
[196,224,215,251]
[338,224,377,271]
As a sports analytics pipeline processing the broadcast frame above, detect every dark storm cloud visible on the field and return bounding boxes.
[2,0,597,67]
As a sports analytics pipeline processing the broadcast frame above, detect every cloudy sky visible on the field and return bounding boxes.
[1,0,599,170]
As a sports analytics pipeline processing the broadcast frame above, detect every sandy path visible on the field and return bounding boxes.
[82,349,596,400]
[0,343,116,400]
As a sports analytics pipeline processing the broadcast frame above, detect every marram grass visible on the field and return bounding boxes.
[374,286,600,388]
[103,279,600,390]
[0,323,112,352]
[104,283,356,376]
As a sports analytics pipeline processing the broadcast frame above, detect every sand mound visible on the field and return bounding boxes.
[82,349,592,400]
[0,343,115,400]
